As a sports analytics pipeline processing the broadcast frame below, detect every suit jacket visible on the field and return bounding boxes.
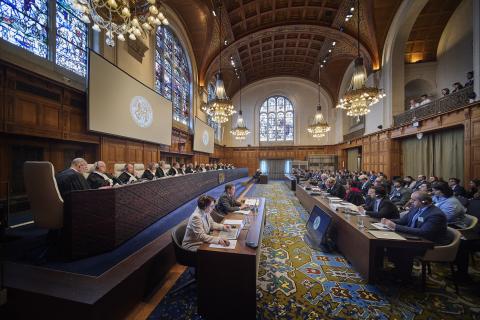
[452,185,467,197]
[365,198,399,219]
[215,192,242,215]
[141,170,155,180]
[87,171,113,189]
[55,168,90,199]
[118,171,137,184]
[326,183,346,199]
[360,181,371,195]
[389,187,412,206]
[394,205,450,245]
[412,180,426,191]
[182,207,224,251]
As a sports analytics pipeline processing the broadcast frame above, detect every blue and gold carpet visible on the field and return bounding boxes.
[149,182,480,320]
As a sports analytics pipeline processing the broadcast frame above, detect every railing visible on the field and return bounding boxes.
[343,128,365,142]
[393,86,474,127]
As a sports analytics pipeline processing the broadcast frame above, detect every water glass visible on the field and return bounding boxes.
[357,215,365,228]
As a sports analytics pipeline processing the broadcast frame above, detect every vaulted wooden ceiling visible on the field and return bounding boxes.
[164,0,463,103]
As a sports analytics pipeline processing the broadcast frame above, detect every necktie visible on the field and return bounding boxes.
[409,208,424,228]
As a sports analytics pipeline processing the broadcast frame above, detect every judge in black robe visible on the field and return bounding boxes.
[55,167,90,199]
[141,162,157,180]
[118,163,138,184]
[87,171,113,189]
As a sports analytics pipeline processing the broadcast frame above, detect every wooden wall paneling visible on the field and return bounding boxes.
[468,107,480,180]
[0,64,5,133]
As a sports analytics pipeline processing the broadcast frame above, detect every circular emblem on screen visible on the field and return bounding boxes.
[202,130,209,146]
[130,96,153,128]
[313,216,321,230]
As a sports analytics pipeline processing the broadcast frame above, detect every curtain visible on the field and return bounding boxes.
[347,148,359,171]
[260,159,292,179]
[401,127,463,179]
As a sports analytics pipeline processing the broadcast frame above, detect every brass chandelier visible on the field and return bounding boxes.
[202,5,235,124]
[308,64,331,138]
[72,0,169,46]
[336,0,385,118]
[230,79,250,140]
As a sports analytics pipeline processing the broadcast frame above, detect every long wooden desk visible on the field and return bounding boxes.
[197,197,266,320]
[65,169,248,258]
[295,185,433,283]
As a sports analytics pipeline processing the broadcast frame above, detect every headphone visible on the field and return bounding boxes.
[94,161,99,169]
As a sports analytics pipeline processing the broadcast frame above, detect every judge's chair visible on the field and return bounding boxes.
[171,221,197,294]
[419,227,462,293]
[114,163,126,178]
[134,163,145,178]
[24,161,64,230]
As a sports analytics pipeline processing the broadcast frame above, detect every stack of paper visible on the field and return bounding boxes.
[371,222,391,230]
[244,198,259,206]
[223,219,244,229]
[209,240,237,249]
[234,209,251,215]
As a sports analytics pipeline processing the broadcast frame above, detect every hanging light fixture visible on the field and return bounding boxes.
[336,0,386,118]
[72,0,169,46]
[308,63,331,138]
[230,78,250,140]
[202,5,235,124]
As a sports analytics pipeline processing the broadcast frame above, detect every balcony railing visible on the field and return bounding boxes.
[393,86,474,127]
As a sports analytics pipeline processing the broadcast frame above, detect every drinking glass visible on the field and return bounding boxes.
[357,215,365,228]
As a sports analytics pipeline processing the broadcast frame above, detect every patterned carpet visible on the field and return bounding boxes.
[149,181,480,320]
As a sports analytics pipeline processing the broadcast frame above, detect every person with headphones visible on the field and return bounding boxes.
[381,191,450,281]
[87,160,119,189]
[358,186,398,219]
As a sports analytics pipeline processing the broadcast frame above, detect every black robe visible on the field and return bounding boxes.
[155,168,167,178]
[141,170,155,180]
[168,167,179,176]
[185,167,193,174]
[118,171,137,184]
[55,168,90,199]
[87,172,111,189]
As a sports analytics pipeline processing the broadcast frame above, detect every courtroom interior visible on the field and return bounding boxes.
[1,0,480,319]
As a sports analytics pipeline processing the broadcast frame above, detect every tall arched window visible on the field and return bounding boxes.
[207,82,220,139]
[155,26,191,126]
[0,0,88,77]
[259,96,294,142]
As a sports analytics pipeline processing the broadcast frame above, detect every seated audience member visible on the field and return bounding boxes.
[381,192,450,280]
[168,162,181,176]
[404,176,416,190]
[325,177,346,199]
[389,179,412,207]
[428,176,439,183]
[155,161,168,178]
[215,183,247,215]
[344,180,365,206]
[87,161,117,189]
[448,177,467,197]
[55,158,90,198]
[467,179,480,199]
[363,187,376,209]
[359,186,399,219]
[441,88,450,97]
[412,175,427,191]
[418,182,431,194]
[452,82,464,93]
[185,163,194,174]
[182,195,231,251]
[431,181,467,226]
[359,175,371,196]
[418,94,431,106]
[118,163,138,184]
[141,162,157,180]
[465,71,474,87]
[408,99,417,110]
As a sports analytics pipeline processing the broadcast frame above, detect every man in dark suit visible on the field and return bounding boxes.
[118,163,138,184]
[141,162,157,180]
[55,158,90,199]
[359,186,399,219]
[388,179,412,207]
[87,161,119,189]
[215,183,248,216]
[325,177,346,199]
[359,175,371,196]
[382,191,450,280]
[448,178,467,197]
[412,175,427,191]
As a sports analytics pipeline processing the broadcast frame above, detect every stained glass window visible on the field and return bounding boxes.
[207,82,220,139]
[259,95,294,142]
[56,0,88,77]
[0,0,49,58]
[155,26,191,125]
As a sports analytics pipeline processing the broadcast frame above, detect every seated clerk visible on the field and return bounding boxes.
[324,177,346,199]
[358,186,399,219]
[182,195,231,251]
[388,179,412,207]
[168,162,181,176]
[155,161,169,178]
[381,192,450,280]
[215,183,248,216]
[141,162,157,180]
[55,158,91,199]
[118,163,138,184]
[431,181,467,226]
[344,180,365,206]
[87,161,119,189]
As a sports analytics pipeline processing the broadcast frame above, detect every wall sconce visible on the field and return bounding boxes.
[416,132,423,140]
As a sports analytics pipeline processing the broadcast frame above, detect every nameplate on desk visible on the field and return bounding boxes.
[209,240,237,249]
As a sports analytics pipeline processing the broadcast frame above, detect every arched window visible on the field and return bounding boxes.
[0,0,88,77]
[155,26,191,126]
[259,96,294,142]
[207,82,220,139]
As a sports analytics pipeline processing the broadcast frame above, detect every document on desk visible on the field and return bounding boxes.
[371,222,391,230]
[218,228,240,240]
[368,230,406,240]
[209,240,237,249]
[244,198,259,206]
[234,209,251,215]
[223,219,244,228]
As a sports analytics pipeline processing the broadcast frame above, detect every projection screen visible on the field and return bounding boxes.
[88,51,172,145]
[193,118,215,154]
